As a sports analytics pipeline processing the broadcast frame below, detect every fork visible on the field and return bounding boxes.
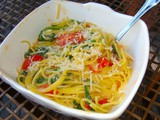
[116,0,160,41]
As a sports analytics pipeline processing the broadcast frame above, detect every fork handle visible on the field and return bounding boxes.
[116,0,160,41]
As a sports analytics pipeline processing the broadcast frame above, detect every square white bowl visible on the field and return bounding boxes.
[0,0,149,119]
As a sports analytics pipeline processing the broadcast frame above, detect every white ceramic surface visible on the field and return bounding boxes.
[0,0,149,119]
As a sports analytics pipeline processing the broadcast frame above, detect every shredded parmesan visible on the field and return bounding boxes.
[17,18,133,113]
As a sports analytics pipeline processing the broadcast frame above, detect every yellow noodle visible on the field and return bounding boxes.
[56,0,61,19]
[17,75,26,87]
[17,18,132,113]
[39,70,67,93]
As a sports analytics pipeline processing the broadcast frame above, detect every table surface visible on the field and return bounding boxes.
[0,0,160,120]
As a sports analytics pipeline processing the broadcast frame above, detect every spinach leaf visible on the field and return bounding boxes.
[24,49,33,58]
[37,47,49,56]
[82,44,88,49]
[21,71,28,76]
[84,85,92,100]
[112,44,119,58]
[19,77,25,82]
[73,101,83,110]
[51,75,59,84]
[36,76,46,84]
[38,25,61,42]
[91,39,96,42]
[68,55,73,61]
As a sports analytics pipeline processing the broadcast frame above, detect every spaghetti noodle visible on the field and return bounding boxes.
[17,18,132,113]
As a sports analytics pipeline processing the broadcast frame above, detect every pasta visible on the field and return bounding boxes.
[17,18,132,113]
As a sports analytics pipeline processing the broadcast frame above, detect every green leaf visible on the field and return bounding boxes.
[51,75,59,84]
[51,67,59,71]
[37,47,49,56]
[91,39,96,42]
[84,86,95,111]
[24,49,33,58]
[68,55,73,61]
[112,44,119,58]
[21,71,28,76]
[49,25,62,30]
[38,25,61,42]
[82,44,88,49]
[73,101,79,106]
[36,76,46,84]
[19,77,25,82]
[84,85,92,100]
[73,101,83,110]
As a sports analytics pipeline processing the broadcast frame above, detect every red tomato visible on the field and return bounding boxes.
[39,84,58,94]
[22,54,43,70]
[47,90,59,94]
[98,98,108,105]
[89,57,113,73]
[32,54,43,61]
[22,57,31,70]
[84,103,91,110]
[39,84,49,89]
[97,57,108,68]
[88,65,100,73]
[57,31,84,46]
[97,57,103,63]
[108,62,113,66]
[97,57,113,68]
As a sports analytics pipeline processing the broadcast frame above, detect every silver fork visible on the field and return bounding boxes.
[116,0,160,41]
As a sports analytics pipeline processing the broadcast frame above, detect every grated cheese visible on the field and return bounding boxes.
[28,61,40,72]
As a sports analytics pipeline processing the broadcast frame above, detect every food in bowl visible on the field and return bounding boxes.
[17,18,132,113]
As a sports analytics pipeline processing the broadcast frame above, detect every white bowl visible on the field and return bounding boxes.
[0,0,149,119]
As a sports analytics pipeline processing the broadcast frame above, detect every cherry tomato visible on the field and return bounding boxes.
[47,90,59,94]
[22,54,43,70]
[98,98,108,105]
[32,54,43,61]
[84,103,91,110]
[89,57,113,73]
[97,57,113,68]
[22,57,31,70]
[97,57,108,68]
[39,84,58,94]
[57,31,84,46]
[88,65,100,73]
[39,84,49,89]
[108,62,113,66]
